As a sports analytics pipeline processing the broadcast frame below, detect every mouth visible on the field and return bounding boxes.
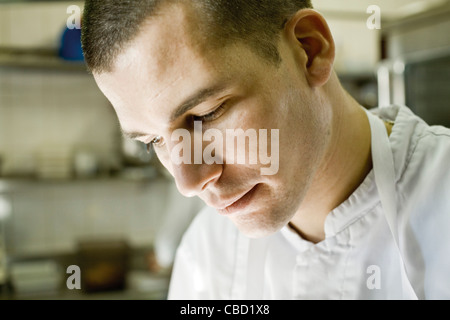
[216,184,260,216]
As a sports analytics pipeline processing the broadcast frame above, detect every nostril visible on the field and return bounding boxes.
[201,170,222,192]
[201,178,214,192]
[173,162,223,197]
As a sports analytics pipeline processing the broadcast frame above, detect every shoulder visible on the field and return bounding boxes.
[389,106,450,194]
[391,106,450,231]
[383,106,450,298]
[376,105,450,189]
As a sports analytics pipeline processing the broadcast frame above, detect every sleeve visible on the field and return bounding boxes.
[400,126,450,299]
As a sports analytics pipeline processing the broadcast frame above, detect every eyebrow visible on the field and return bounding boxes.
[121,129,149,140]
[122,82,229,140]
[169,82,228,123]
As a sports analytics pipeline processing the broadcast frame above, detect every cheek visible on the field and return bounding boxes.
[233,95,281,130]
[273,91,331,181]
[153,146,174,175]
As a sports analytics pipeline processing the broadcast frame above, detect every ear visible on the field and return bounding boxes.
[284,9,335,88]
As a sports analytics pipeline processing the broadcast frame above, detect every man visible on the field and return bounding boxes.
[82,0,450,299]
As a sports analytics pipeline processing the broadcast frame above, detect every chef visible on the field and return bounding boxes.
[81,0,450,299]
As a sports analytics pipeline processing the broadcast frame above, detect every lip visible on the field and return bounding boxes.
[216,184,259,216]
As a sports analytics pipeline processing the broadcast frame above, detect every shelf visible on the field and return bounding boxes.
[0,248,171,300]
[0,48,88,72]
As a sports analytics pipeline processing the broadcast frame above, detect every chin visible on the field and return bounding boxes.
[231,209,291,239]
[239,228,279,239]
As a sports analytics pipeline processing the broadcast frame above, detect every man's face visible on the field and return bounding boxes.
[94,4,332,238]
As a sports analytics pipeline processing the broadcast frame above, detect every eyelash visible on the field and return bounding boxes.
[146,102,228,152]
[192,102,227,123]
[147,136,164,152]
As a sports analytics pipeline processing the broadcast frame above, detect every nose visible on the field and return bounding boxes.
[171,162,222,197]
[158,127,224,197]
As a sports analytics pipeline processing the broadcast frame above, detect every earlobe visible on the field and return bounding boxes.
[286,9,335,87]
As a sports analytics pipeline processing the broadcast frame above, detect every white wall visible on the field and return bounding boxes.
[0,1,84,49]
[0,68,122,178]
[325,16,380,75]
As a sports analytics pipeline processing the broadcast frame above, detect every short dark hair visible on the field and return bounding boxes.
[81,0,313,73]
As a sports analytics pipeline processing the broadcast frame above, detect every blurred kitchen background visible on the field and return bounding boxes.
[0,0,449,300]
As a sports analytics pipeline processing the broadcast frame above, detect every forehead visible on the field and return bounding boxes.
[94,3,224,121]
[125,4,206,79]
[113,4,213,91]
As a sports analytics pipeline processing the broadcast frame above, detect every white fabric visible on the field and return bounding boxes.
[366,109,418,299]
[153,182,204,269]
[168,105,450,300]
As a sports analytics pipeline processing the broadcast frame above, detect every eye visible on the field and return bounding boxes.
[192,102,227,123]
[146,136,164,153]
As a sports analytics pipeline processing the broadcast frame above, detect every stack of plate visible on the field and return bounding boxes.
[10,260,63,296]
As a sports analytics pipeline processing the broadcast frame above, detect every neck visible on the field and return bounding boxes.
[289,73,373,243]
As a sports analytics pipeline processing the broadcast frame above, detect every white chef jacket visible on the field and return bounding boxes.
[168,105,450,300]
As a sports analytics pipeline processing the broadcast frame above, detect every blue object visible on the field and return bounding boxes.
[58,27,84,61]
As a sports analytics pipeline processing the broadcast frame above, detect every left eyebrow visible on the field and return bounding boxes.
[169,82,229,123]
[121,129,148,140]
[122,82,230,140]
